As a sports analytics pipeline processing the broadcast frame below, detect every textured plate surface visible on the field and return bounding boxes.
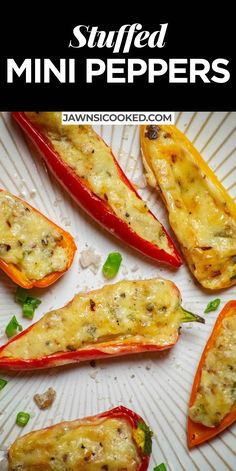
[0,112,236,470]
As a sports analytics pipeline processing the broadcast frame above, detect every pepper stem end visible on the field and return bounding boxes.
[180,307,205,324]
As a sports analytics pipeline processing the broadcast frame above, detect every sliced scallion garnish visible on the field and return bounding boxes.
[204,298,221,313]
[15,287,28,304]
[16,411,30,427]
[5,315,23,338]
[15,287,41,320]
[153,464,167,471]
[102,252,122,279]
[0,379,8,391]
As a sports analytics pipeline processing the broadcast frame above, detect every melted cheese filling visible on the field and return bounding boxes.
[1,279,181,360]
[189,312,236,427]
[9,417,140,470]
[142,126,236,289]
[25,112,172,255]
[0,192,68,280]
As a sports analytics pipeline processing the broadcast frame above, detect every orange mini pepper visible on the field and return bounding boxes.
[0,189,76,288]
[188,301,236,447]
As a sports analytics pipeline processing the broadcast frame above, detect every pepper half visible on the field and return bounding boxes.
[188,301,236,447]
[12,112,182,268]
[0,278,204,370]
[141,124,236,289]
[0,189,76,288]
[8,406,152,470]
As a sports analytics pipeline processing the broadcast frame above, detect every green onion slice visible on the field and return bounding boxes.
[16,411,30,427]
[5,315,23,338]
[102,252,122,279]
[0,379,8,391]
[22,297,41,319]
[204,298,221,313]
[15,287,41,320]
[15,287,28,303]
[153,464,167,471]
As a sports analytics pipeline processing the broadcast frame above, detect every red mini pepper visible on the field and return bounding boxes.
[12,112,182,268]
[8,406,152,470]
[188,301,236,447]
[0,278,204,370]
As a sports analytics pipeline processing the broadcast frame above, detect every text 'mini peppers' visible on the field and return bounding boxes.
[7,406,152,470]
[12,112,182,268]
[0,278,204,370]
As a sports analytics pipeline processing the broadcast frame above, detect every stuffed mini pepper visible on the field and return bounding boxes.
[12,112,182,268]
[0,278,204,370]
[188,301,236,447]
[141,124,236,289]
[0,189,76,288]
[7,406,152,470]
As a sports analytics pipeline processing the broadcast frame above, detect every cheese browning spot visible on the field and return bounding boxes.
[145,125,160,140]
[25,112,174,256]
[0,192,69,280]
[9,417,141,470]
[189,310,236,427]
[0,279,182,360]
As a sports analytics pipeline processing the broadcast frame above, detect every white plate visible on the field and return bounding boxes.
[0,112,236,470]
